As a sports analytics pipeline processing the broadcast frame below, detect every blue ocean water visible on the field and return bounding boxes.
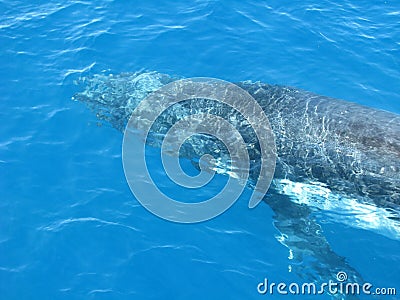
[1,0,400,299]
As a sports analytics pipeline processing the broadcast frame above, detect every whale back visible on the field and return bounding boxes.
[239,82,400,208]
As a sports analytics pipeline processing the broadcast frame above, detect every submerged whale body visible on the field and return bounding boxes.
[73,71,400,288]
[73,71,400,211]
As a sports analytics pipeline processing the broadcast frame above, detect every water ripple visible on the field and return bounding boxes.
[38,217,140,233]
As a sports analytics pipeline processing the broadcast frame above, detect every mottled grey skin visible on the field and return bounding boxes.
[238,81,400,209]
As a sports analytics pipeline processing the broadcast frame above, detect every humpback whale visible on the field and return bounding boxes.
[73,71,400,292]
[73,71,400,211]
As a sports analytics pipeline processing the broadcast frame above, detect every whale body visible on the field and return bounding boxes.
[73,71,400,211]
[73,71,400,288]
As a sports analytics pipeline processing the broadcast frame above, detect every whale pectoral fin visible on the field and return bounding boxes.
[264,192,364,286]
